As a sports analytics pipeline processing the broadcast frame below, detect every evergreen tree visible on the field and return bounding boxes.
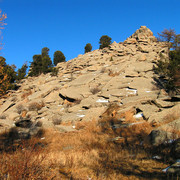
[0,56,16,96]
[155,49,180,95]
[84,43,92,53]
[41,47,53,74]
[29,47,53,76]
[53,50,66,66]
[16,63,28,81]
[29,55,43,76]
[99,35,112,49]
[156,29,180,95]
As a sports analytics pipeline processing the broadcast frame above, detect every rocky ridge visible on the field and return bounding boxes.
[0,26,179,147]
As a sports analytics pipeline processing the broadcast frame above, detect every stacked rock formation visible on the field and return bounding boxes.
[0,26,179,144]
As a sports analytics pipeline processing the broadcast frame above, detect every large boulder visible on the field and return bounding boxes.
[148,129,173,146]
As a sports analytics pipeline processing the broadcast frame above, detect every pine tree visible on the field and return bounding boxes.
[84,43,92,53]
[99,35,112,49]
[29,55,43,76]
[41,47,53,74]
[29,47,53,76]
[53,50,66,66]
[16,63,28,81]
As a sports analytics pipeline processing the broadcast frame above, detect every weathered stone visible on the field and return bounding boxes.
[148,104,180,124]
[55,125,76,132]
[59,85,90,100]
[124,38,137,44]
[82,107,107,121]
[44,91,62,103]
[69,73,99,86]
[8,112,20,121]
[60,113,81,122]
[28,87,54,100]
[137,54,147,61]
[128,26,157,43]
[0,100,15,114]
[148,129,172,146]
[154,99,175,108]
[0,119,15,129]
[137,104,160,119]
[157,118,180,133]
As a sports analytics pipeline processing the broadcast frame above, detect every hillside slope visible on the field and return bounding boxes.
[0,26,179,141]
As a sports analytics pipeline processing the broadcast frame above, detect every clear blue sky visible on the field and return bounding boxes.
[0,0,180,69]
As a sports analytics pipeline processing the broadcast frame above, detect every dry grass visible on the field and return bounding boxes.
[0,138,56,180]
[0,105,172,179]
[28,101,45,111]
[21,90,32,99]
[90,86,101,95]
[16,104,26,114]
[108,70,120,77]
[41,119,167,180]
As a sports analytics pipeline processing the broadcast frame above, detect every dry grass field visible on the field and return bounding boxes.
[0,110,177,179]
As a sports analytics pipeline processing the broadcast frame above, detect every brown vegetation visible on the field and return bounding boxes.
[21,90,32,100]
[0,108,172,179]
[28,101,45,111]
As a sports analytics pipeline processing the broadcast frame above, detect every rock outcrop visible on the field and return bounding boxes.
[0,26,179,146]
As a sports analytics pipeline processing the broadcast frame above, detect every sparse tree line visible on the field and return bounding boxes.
[0,33,112,97]
[0,48,66,96]
[28,47,66,77]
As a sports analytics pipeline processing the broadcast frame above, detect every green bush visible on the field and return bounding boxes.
[53,50,66,66]
[84,43,92,53]
[99,35,112,49]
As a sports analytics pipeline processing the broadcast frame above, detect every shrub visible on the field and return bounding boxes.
[84,43,92,53]
[50,67,59,76]
[90,86,101,94]
[28,101,45,111]
[53,50,66,66]
[16,104,26,114]
[21,89,32,99]
[52,118,62,125]
[110,57,113,61]
[99,35,112,49]
[0,114,6,119]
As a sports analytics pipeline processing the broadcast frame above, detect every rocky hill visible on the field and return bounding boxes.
[0,26,179,145]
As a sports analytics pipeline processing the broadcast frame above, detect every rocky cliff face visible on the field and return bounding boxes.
[0,26,179,143]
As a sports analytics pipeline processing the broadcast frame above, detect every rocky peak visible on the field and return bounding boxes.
[124,26,157,44]
[0,26,178,155]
